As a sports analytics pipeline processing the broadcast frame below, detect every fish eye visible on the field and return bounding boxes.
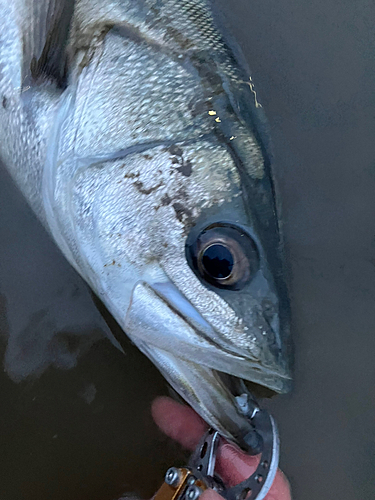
[186,223,259,290]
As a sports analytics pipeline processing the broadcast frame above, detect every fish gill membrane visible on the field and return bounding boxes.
[0,0,292,446]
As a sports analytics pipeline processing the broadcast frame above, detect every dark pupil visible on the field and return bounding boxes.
[202,244,234,279]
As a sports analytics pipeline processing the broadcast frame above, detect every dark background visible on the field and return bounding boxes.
[1,1,375,499]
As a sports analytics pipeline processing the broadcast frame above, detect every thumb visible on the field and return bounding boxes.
[201,490,224,500]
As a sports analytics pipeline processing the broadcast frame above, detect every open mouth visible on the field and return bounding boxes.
[133,338,277,451]
[122,279,291,445]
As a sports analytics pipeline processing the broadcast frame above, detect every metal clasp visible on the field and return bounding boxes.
[155,395,279,500]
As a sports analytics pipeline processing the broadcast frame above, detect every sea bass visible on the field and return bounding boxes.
[0,0,291,446]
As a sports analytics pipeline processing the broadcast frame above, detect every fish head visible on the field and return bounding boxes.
[58,130,291,444]
[118,140,290,380]
[27,5,292,445]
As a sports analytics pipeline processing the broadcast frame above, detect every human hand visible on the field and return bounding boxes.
[152,396,291,500]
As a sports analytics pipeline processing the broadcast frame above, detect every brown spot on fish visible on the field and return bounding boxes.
[168,147,193,177]
[172,202,193,227]
[104,260,116,267]
[161,193,171,206]
[2,96,7,109]
[177,187,188,200]
[134,180,163,195]
[143,154,153,160]
[176,159,193,177]
[168,145,183,157]
[124,172,140,178]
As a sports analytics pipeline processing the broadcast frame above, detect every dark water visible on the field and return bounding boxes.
[1,1,375,499]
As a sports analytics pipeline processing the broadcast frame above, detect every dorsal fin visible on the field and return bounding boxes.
[22,0,75,88]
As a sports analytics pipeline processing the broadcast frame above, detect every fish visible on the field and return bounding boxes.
[0,0,291,446]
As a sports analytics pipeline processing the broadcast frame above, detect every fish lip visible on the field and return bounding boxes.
[122,279,290,445]
[148,281,292,393]
[132,340,257,446]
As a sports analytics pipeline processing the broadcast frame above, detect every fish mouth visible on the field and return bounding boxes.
[124,280,291,444]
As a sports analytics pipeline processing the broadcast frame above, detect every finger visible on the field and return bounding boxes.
[152,397,291,499]
[152,396,208,450]
[200,489,223,500]
[216,442,291,499]
[200,476,291,500]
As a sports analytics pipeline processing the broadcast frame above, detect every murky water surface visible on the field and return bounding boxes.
[1,1,375,499]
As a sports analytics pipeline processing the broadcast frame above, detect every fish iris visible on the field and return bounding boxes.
[202,244,234,280]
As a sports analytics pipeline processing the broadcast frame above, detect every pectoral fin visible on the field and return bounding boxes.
[21,0,75,87]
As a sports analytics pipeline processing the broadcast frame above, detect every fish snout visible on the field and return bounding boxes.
[123,280,290,444]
